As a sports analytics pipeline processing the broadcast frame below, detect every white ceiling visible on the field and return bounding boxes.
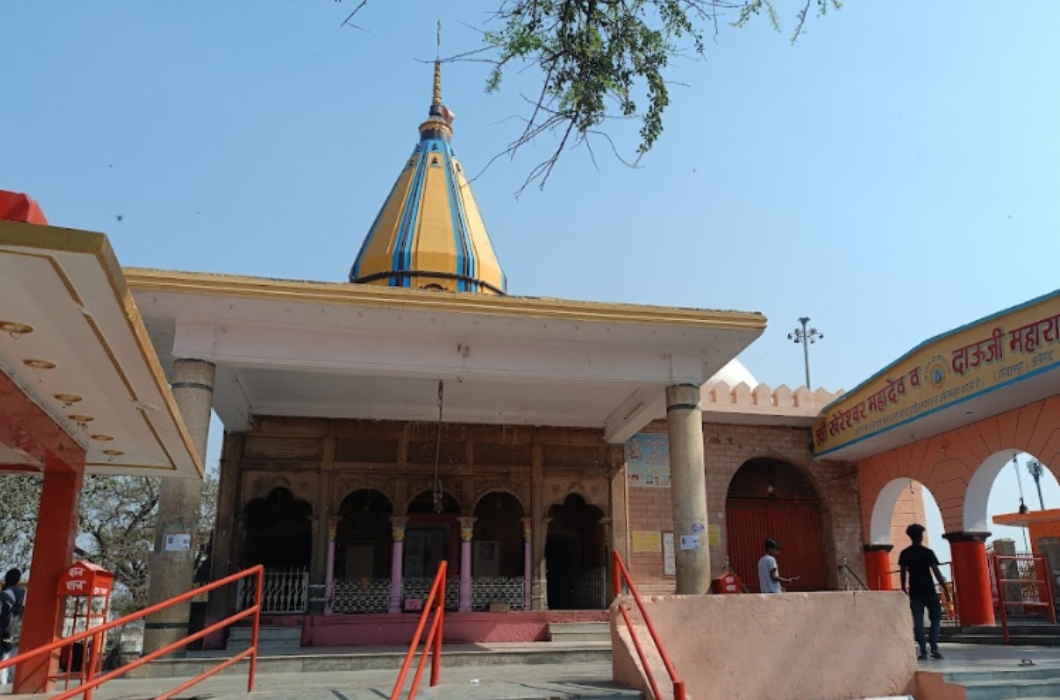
[0,223,203,477]
[129,270,767,443]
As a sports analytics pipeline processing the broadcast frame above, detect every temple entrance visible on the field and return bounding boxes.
[546,494,606,609]
[726,458,828,592]
[473,492,526,611]
[242,487,313,569]
[406,490,461,610]
[332,489,394,614]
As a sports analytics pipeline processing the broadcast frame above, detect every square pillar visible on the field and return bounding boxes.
[665,384,710,594]
[14,467,85,695]
[521,517,532,611]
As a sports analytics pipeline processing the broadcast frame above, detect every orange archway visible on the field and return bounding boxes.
[814,288,1060,626]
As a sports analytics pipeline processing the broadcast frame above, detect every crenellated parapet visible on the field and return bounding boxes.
[702,381,844,422]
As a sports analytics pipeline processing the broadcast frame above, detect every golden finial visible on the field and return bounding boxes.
[433,20,442,106]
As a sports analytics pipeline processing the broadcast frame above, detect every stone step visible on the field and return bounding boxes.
[225,625,303,652]
[946,668,1060,684]
[960,678,1060,700]
[228,626,302,641]
[125,643,613,680]
[548,622,611,643]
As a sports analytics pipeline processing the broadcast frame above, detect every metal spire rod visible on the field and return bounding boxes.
[433,20,443,105]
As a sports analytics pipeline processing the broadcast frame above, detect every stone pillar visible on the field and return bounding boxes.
[325,517,338,615]
[144,359,216,655]
[944,531,995,626]
[536,517,551,610]
[459,517,476,612]
[522,517,532,611]
[665,384,710,594]
[13,468,85,694]
[864,545,895,591]
[389,517,408,613]
[599,517,613,607]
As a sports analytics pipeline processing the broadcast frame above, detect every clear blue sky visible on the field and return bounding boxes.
[4,2,1060,563]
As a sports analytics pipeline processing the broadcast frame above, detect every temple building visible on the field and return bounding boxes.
[120,63,858,645]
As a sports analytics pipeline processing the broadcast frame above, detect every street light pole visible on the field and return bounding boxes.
[1027,459,1046,511]
[788,317,823,389]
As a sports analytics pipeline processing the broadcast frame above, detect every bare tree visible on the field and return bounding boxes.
[0,471,219,615]
[338,0,841,192]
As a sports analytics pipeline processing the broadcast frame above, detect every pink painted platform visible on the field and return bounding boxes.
[224,610,608,647]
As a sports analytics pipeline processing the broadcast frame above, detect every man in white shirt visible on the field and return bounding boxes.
[758,539,797,593]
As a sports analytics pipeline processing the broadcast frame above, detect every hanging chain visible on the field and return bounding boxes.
[432,380,445,513]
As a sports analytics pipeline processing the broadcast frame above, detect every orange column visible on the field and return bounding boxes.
[945,532,995,627]
[14,466,85,694]
[864,545,895,590]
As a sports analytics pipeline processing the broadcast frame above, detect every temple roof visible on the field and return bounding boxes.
[349,62,507,295]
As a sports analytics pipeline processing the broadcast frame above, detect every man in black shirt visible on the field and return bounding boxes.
[898,523,949,660]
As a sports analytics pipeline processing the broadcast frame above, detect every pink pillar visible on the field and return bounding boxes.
[325,517,338,615]
[389,517,408,614]
[459,517,476,613]
[522,517,532,611]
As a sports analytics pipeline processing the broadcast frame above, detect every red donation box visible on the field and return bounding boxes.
[55,561,115,687]
[711,571,742,595]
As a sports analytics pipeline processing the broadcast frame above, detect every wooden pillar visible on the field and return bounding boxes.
[203,432,243,648]
[531,442,548,610]
[609,444,630,564]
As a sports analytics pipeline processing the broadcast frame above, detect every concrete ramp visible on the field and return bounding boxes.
[611,591,916,700]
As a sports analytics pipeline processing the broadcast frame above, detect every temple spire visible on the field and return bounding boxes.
[433,20,443,106]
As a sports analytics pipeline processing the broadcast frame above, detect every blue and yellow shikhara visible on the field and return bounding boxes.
[349,62,507,295]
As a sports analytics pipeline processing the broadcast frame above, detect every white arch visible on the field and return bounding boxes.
[964,451,1021,532]
[870,479,914,545]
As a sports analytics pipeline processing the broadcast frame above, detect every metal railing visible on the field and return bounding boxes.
[839,559,869,591]
[238,567,307,614]
[992,554,1056,644]
[611,551,685,700]
[389,560,447,700]
[0,566,263,700]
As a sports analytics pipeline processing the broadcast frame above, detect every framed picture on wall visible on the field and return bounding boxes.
[474,540,500,577]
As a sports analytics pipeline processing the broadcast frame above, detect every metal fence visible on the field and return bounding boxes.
[238,568,308,614]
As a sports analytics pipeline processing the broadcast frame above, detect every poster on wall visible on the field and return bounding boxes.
[626,433,671,488]
[631,531,662,553]
[663,532,676,576]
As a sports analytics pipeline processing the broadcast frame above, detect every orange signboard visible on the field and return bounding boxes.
[814,290,1060,456]
[57,561,114,598]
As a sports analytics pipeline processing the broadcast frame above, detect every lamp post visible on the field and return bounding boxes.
[1027,458,1046,511]
[788,317,823,389]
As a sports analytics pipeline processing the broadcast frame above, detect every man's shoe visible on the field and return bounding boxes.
[917,649,928,661]
[931,649,944,660]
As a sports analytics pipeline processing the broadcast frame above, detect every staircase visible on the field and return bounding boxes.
[225,625,302,652]
[943,666,1060,700]
[548,621,611,644]
[939,624,1060,647]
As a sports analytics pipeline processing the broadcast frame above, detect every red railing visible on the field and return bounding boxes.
[611,551,685,700]
[992,554,1056,644]
[389,560,447,700]
[0,565,263,700]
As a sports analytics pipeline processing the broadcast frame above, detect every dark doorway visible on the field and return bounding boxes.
[725,458,828,592]
[336,489,393,582]
[242,487,313,569]
[546,494,606,609]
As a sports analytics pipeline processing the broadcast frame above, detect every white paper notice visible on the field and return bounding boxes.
[165,534,192,552]
[679,535,700,551]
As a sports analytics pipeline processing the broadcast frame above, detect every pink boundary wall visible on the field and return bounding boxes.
[611,593,917,700]
[225,610,609,647]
